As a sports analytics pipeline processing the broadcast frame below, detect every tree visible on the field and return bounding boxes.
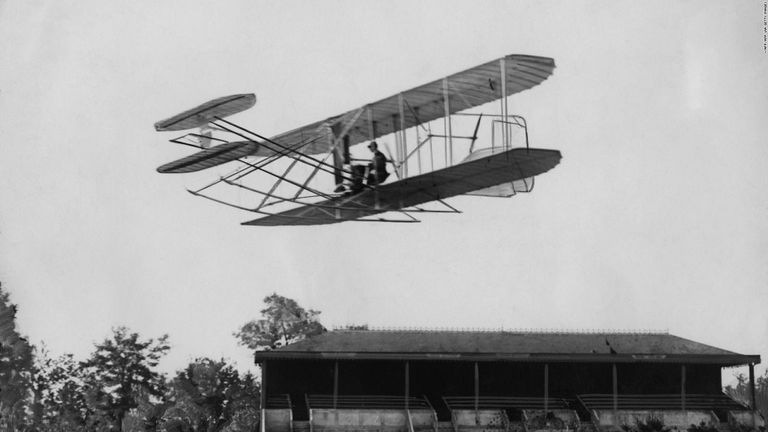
[162,358,259,432]
[219,407,259,432]
[30,346,91,431]
[725,370,768,420]
[0,282,34,431]
[120,385,169,432]
[234,294,325,351]
[81,326,170,431]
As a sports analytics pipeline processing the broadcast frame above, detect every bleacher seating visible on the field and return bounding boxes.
[304,394,437,432]
[263,393,763,432]
[576,393,755,428]
[522,409,580,432]
[263,394,293,432]
[442,397,579,432]
[728,411,766,430]
[449,409,510,432]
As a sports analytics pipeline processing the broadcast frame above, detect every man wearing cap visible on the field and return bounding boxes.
[366,141,389,186]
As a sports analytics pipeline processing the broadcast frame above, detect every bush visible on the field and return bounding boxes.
[528,412,566,430]
[687,421,718,432]
[622,417,670,432]
[730,423,767,432]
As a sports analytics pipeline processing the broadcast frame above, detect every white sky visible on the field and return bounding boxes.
[1,0,767,382]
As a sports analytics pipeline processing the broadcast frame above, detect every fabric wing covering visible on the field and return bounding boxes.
[156,141,260,173]
[243,147,561,226]
[154,94,256,132]
[269,54,555,155]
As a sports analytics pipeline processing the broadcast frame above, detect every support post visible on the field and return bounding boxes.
[442,77,453,166]
[260,361,267,410]
[749,363,756,409]
[330,126,344,187]
[499,58,508,149]
[474,362,479,415]
[414,107,422,174]
[612,363,618,418]
[260,361,267,432]
[681,365,686,410]
[398,93,408,177]
[405,361,410,410]
[343,135,350,164]
[544,363,549,415]
[392,114,401,177]
[333,360,339,409]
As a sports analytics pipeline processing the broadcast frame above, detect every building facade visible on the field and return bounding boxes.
[254,330,763,432]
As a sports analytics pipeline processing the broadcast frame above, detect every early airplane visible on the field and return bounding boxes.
[153,54,561,226]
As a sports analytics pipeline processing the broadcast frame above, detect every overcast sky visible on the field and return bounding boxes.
[1,1,767,381]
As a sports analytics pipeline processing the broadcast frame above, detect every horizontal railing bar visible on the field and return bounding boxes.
[444,398,568,401]
[265,394,292,408]
[306,394,432,409]
[576,393,749,412]
[443,395,571,410]
[308,398,429,402]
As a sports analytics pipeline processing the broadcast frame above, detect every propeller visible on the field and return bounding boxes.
[468,114,483,153]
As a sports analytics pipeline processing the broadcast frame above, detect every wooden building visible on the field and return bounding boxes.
[254,330,763,432]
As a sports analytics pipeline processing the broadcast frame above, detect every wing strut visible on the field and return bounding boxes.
[192,186,420,224]
[213,118,356,180]
[189,135,323,195]
[229,157,336,201]
[293,108,365,199]
[213,112,391,201]
[402,98,429,135]
[258,156,301,209]
[435,199,462,214]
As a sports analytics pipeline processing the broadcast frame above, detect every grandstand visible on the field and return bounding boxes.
[254,329,763,432]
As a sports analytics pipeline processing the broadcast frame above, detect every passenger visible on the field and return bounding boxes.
[366,141,389,186]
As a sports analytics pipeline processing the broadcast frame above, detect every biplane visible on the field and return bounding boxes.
[153,54,561,226]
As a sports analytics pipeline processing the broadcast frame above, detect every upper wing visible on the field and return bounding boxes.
[269,54,555,154]
[154,55,554,172]
[154,94,256,132]
[242,147,561,226]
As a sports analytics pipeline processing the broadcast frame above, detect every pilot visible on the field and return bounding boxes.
[366,141,389,186]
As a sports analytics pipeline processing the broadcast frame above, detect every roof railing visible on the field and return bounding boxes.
[330,326,670,335]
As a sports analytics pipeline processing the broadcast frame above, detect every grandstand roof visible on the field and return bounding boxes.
[253,330,759,366]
